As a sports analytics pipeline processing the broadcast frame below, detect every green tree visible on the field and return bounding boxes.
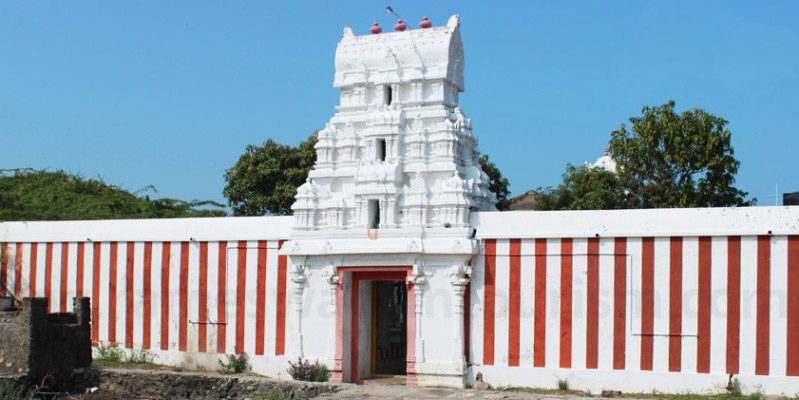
[479,154,511,210]
[610,101,752,208]
[223,135,318,216]
[535,164,633,210]
[0,169,225,221]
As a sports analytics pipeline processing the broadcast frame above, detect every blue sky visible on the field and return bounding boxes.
[2,1,797,208]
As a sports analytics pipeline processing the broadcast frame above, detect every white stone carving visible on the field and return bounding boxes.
[291,14,496,231]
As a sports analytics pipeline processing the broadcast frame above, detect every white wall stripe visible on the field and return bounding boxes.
[626,237,643,372]
[493,239,510,366]
[597,238,614,370]
[265,241,279,356]
[518,239,535,367]
[770,236,788,377]
[188,241,200,352]
[133,242,145,348]
[545,238,561,369]
[66,243,78,312]
[682,237,699,373]
[739,236,758,376]
[572,238,588,370]
[151,242,163,351]
[652,237,670,372]
[207,242,220,352]
[709,236,728,375]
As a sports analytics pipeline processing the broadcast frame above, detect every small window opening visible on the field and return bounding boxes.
[368,199,380,229]
[376,139,386,161]
[383,85,392,105]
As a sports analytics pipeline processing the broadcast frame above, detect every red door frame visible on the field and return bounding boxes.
[332,266,416,385]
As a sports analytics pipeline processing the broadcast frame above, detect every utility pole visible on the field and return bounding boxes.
[767,181,780,206]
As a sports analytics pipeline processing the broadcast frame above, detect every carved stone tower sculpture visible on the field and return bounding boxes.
[291,15,496,231]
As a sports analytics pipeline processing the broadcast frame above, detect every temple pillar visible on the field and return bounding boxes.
[449,265,471,367]
[289,262,307,357]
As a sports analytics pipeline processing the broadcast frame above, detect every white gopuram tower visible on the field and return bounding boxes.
[285,15,493,387]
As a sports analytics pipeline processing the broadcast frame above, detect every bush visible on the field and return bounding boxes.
[125,348,155,364]
[93,342,156,367]
[219,352,249,374]
[94,341,124,364]
[287,358,330,382]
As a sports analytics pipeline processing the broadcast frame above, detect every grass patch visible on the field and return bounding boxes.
[92,341,159,369]
[497,385,779,400]
[498,386,586,396]
[252,386,303,400]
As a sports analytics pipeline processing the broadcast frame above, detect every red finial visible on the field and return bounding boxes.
[419,16,432,29]
[604,146,609,156]
[370,22,382,34]
[394,19,407,32]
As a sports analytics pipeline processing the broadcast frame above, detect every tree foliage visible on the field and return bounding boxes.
[0,169,226,221]
[535,164,633,210]
[479,155,511,211]
[610,101,752,208]
[223,135,511,214]
[223,135,318,216]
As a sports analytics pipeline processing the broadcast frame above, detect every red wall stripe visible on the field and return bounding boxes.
[483,239,496,366]
[29,243,38,298]
[125,242,135,348]
[586,238,599,369]
[697,237,712,373]
[160,242,171,351]
[179,242,189,352]
[726,236,741,374]
[217,241,228,354]
[198,242,208,353]
[640,237,655,371]
[76,242,85,298]
[236,241,247,354]
[0,243,8,297]
[60,242,69,312]
[669,237,683,372]
[614,237,627,370]
[534,238,547,367]
[14,243,23,299]
[45,243,53,310]
[142,242,152,350]
[560,238,573,368]
[255,241,267,356]
[508,239,521,367]
[788,236,799,376]
[755,236,771,375]
[91,242,101,344]
[275,240,287,356]
[108,242,118,343]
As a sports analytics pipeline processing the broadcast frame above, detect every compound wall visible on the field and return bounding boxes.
[470,207,799,394]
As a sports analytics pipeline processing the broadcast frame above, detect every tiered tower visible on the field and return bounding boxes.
[291,15,496,232]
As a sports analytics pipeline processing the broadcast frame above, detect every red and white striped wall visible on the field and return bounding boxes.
[0,217,294,374]
[470,207,799,394]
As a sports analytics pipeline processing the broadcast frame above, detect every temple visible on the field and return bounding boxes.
[1,14,798,395]
[287,15,492,385]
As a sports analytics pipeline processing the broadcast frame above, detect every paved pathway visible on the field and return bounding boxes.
[317,384,594,400]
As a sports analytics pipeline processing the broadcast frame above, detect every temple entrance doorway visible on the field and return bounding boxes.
[369,280,407,379]
[335,267,416,385]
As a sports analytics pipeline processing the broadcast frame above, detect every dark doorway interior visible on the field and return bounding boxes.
[372,280,407,376]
